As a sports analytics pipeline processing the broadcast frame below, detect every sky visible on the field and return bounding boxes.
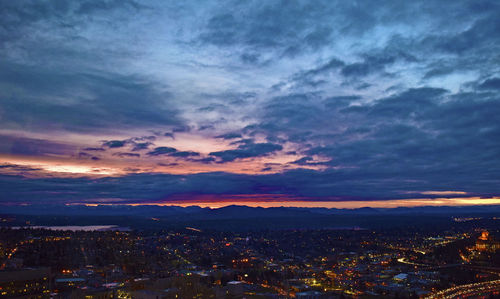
[0,0,499,208]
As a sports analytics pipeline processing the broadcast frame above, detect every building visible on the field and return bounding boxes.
[475,231,500,252]
[393,273,408,282]
[0,268,50,298]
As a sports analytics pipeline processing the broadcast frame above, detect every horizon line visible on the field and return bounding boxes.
[67,196,500,209]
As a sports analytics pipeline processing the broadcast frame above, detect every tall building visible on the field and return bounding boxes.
[475,231,500,252]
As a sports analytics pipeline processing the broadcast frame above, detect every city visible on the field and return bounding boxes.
[1,0,500,298]
[1,206,499,298]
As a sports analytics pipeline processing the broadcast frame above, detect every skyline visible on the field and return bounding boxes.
[1,0,500,207]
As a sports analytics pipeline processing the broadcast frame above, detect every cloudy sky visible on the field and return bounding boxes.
[1,0,499,207]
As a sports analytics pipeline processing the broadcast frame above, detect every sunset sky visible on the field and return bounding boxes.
[1,0,499,208]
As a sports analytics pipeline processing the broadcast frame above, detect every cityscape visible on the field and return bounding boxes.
[1,0,500,298]
[1,205,499,298]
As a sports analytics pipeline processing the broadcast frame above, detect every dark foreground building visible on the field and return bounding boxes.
[0,268,50,298]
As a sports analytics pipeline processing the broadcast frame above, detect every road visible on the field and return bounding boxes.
[425,279,500,299]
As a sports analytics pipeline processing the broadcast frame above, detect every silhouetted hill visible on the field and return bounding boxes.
[1,204,499,231]
[1,203,499,217]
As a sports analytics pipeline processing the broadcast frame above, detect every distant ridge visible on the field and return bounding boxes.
[1,203,499,217]
[1,204,499,231]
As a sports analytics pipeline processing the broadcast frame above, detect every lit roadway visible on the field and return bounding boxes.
[396,257,464,270]
[0,245,18,269]
[397,256,500,298]
[396,257,429,267]
[425,279,500,298]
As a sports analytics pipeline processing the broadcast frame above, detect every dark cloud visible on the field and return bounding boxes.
[78,152,100,160]
[157,162,179,167]
[303,58,345,77]
[367,87,448,117]
[0,61,182,132]
[78,152,92,158]
[291,157,313,165]
[198,103,229,113]
[0,135,76,156]
[102,137,155,151]
[102,140,127,148]
[199,1,337,57]
[433,14,500,54]
[240,53,260,64]
[172,126,191,133]
[0,0,146,48]
[210,141,283,162]
[170,151,201,158]
[131,136,156,141]
[242,84,500,197]
[131,142,153,151]
[197,1,492,61]
[286,57,345,88]
[113,152,140,158]
[0,0,499,204]
[252,93,333,142]
[479,77,500,90]
[341,51,415,78]
[76,0,144,15]
[323,96,362,109]
[147,147,178,156]
[0,166,496,204]
[195,157,217,164]
[84,147,105,151]
[0,164,41,172]
[198,125,215,131]
[216,132,242,140]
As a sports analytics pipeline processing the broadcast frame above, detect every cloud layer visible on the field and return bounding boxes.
[0,0,499,205]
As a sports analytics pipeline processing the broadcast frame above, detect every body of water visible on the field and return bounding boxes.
[10,225,130,231]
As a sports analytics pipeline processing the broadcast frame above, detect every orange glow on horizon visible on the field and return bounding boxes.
[77,196,500,209]
[0,156,122,177]
[412,191,468,196]
[0,138,326,177]
[0,126,332,177]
